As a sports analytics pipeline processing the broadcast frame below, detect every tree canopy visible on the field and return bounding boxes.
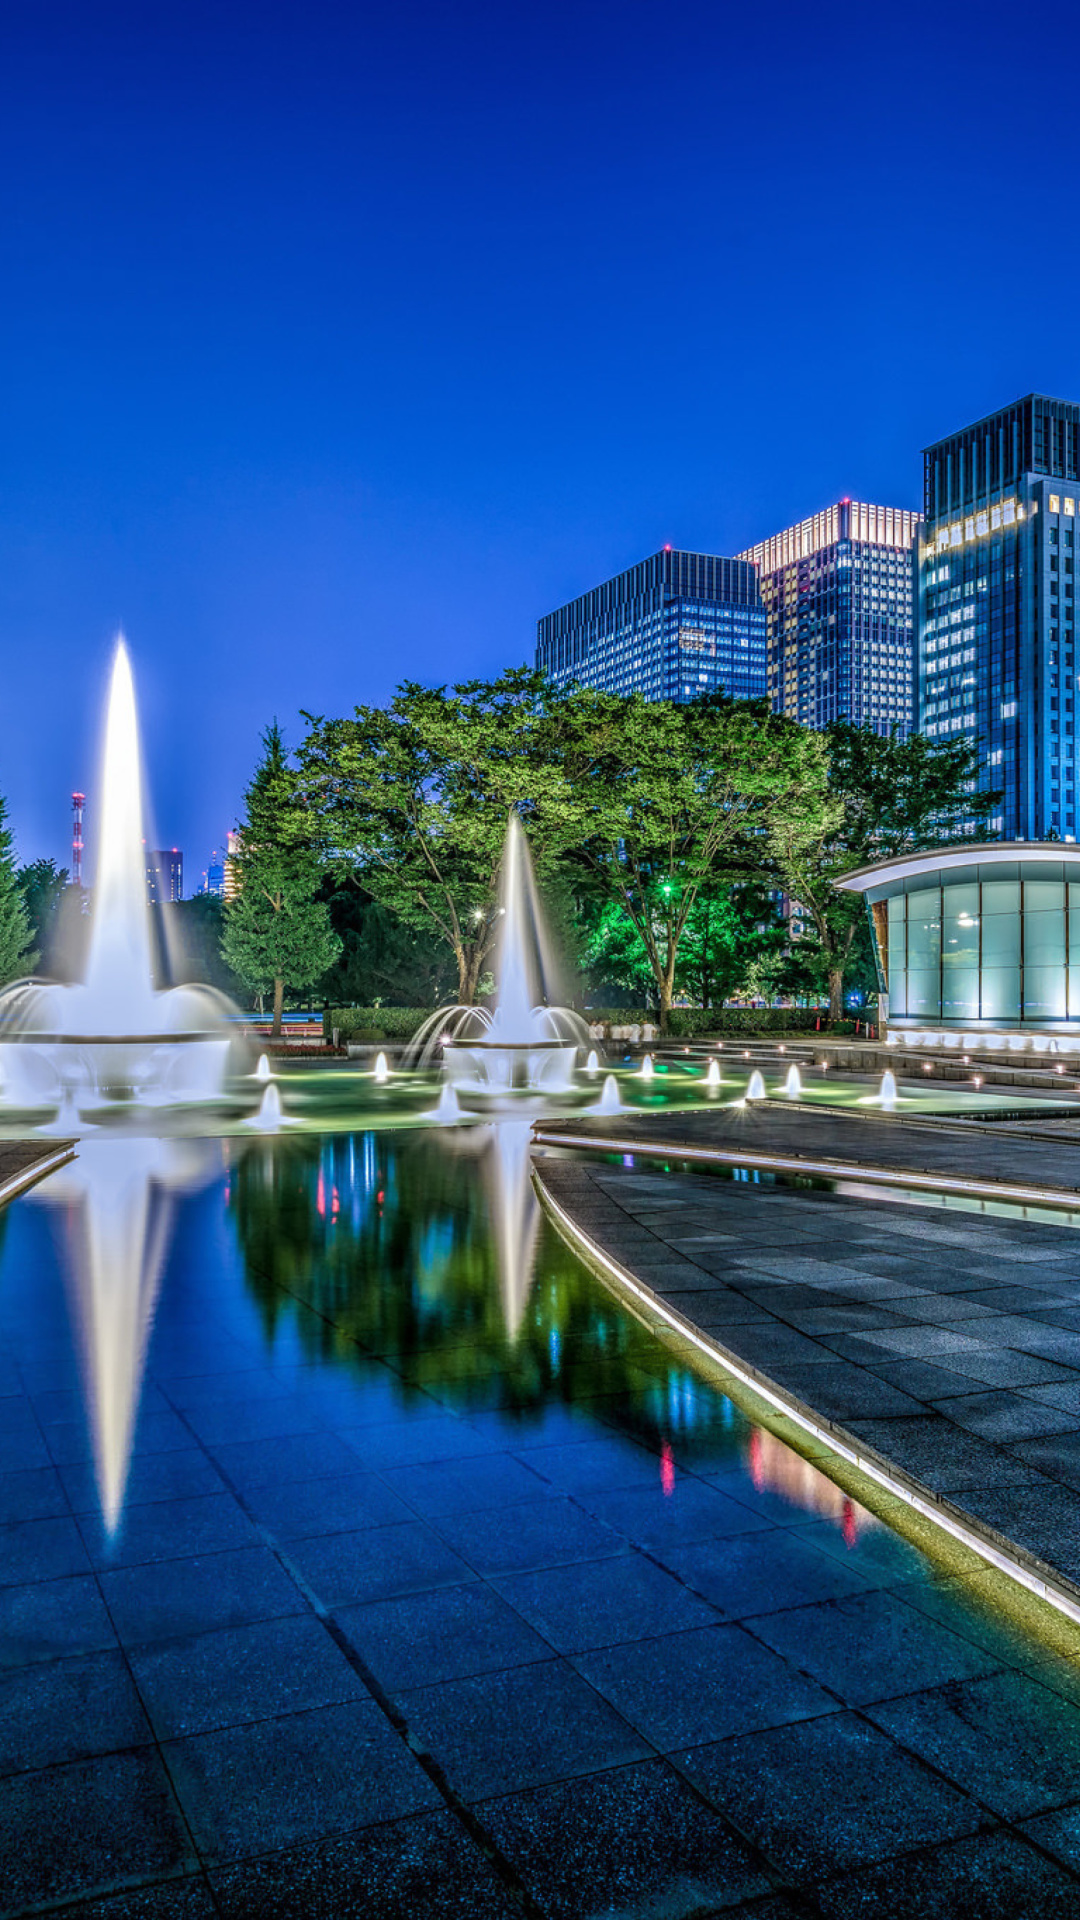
[769,721,1000,1019]
[0,797,38,986]
[223,723,341,1032]
[298,670,584,1004]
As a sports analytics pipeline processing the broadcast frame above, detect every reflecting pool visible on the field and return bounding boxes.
[5,1130,1080,1915]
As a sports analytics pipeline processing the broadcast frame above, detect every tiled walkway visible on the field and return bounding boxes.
[534,1130,1080,1609]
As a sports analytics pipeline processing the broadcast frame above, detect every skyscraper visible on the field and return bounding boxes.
[738,500,920,736]
[919,393,1080,841]
[536,548,767,703]
[146,849,183,904]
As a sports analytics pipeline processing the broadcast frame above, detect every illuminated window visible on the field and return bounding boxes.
[1051,495,1061,513]
[1068,499,1076,516]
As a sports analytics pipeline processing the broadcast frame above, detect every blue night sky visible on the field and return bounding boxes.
[1,0,1077,882]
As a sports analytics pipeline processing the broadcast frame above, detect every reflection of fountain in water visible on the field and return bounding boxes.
[784,1065,802,1099]
[596,1074,622,1114]
[0,641,238,1120]
[485,1122,540,1340]
[31,1138,218,1534]
[406,817,588,1099]
[745,1070,766,1101]
[746,1426,879,1541]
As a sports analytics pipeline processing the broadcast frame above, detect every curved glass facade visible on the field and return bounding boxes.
[867,859,1080,1028]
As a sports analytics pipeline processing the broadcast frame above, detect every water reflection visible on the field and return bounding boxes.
[30,1137,219,1532]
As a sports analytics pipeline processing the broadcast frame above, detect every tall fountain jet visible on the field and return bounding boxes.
[0,638,237,1119]
[408,814,587,1102]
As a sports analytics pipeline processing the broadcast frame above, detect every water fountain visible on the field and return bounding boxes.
[407,816,588,1103]
[879,1068,898,1110]
[745,1070,766,1100]
[0,641,239,1120]
[704,1059,722,1091]
[596,1073,622,1114]
[249,1083,284,1131]
[585,1049,600,1076]
[640,1054,654,1082]
[374,1051,390,1084]
[784,1064,802,1099]
[255,1055,272,1083]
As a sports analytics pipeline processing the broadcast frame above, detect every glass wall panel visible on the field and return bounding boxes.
[981,913,1020,965]
[1069,967,1080,1019]
[907,969,941,1017]
[941,884,979,968]
[981,968,1020,1020]
[942,968,979,1018]
[1024,879,1066,913]
[906,888,940,973]
[1024,908,1066,965]
[1069,908,1080,965]
[1069,882,1080,913]
[1023,965,1067,1018]
[982,880,1020,916]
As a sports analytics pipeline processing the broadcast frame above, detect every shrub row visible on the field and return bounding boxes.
[323,1008,433,1041]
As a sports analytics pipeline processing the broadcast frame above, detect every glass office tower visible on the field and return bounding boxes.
[919,393,1080,841]
[739,500,920,736]
[536,548,767,702]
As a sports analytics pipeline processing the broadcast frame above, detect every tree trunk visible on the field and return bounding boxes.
[272,975,284,1037]
[828,967,845,1024]
[459,945,484,1006]
[658,974,674,1034]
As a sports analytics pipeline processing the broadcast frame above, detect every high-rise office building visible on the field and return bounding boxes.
[199,850,226,898]
[738,500,920,736]
[919,393,1080,841]
[536,548,767,703]
[146,849,183,904]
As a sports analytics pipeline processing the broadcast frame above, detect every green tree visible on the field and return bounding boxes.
[223,723,341,1034]
[164,894,246,1000]
[0,797,37,985]
[320,880,458,1007]
[550,691,834,1030]
[299,670,584,1004]
[769,721,1000,1022]
[16,857,69,970]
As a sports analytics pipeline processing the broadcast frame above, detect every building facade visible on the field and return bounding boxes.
[838,843,1080,1036]
[536,548,767,703]
[146,848,183,905]
[919,393,1080,842]
[738,500,920,736]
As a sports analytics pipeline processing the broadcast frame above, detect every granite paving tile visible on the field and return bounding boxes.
[493,1551,719,1654]
[129,1614,365,1739]
[843,1415,1035,1493]
[208,1807,518,1919]
[581,1476,773,1549]
[573,1621,836,1750]
[935,1389,1079,1444]
[164,1699,439,1862]
[676,1711,982,1883]
[655,1529,872,1619]
[335,1581,551,1689]
[747,1589,1001,1707]
[239,1471,415,1539]
[0,1512,90,1586]
[397,1658,649,1799]
[100,1546,304,1647]
[0,1570,118,1668]
[58,1881,218,1920]
[478,1757,771,1919]
[866,1666,1080,1818]
[814,1828,1080,1920]
[0,1647,152,1775]
[425,1494,628,1576]
[0,1748,196,1912]
[0,1462,68,1524]
[285,1518,477,1607]
[378,1453,549,1517]
[78,1492,259,1570]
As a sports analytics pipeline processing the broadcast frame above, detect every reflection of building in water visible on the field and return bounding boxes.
[32,1138,219,1534]
[747,1426,879,1544]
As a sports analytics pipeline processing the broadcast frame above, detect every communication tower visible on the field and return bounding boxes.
[71,792,85,886]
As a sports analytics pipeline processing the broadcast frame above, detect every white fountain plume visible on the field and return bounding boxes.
[82,640,157,1034]
[374,1051,390,1083]
[784,1065,802,1099]
[705,1059,721,1091]
[585,1049,600,1077]
[596,1073,621,1113]
[433,1083,462,1124]
[407,814,588,1099]
[0,637,241,1118]
[640,1054,654,1082]
[249,1083,283,1131]
[879,1069,898,1110]
[255,1055,272,1083]
[746,1069,766,1100]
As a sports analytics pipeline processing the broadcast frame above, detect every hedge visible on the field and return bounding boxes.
[323,1008,434,1041]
